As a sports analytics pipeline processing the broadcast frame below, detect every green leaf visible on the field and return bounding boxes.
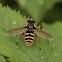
[0,25,54,62]
[0,5,28,30]
[0,55,7,62]
[0,4,54,62]
[43,22,62,62]
[17,0,62,23]
[0,4,62,62]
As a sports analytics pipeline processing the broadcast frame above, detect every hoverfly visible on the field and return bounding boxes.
[6,19,53,50]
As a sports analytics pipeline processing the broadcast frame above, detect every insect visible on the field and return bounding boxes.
[6,19,53,50]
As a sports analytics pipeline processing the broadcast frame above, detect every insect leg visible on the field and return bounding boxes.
[16,33,24,44]
[35,34,41,50]
[25,23,28,26]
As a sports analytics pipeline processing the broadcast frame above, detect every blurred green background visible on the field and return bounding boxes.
[0,0,62,62]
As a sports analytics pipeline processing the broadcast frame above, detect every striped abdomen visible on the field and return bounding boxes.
[24,31,34,46]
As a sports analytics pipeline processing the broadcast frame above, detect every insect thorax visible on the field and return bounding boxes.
[26,23,35,31]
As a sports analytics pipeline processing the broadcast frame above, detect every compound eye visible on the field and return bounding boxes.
[27,19,35,23]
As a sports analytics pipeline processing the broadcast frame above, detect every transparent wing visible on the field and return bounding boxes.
[6,27,25,36]
[35,28,53,40]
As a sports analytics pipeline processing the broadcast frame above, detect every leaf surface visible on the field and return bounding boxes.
[0,4,62,62]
